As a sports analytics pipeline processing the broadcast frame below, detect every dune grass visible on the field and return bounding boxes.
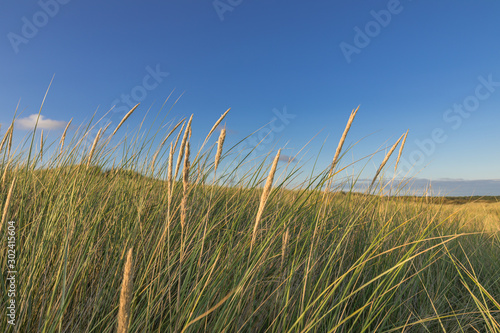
[0,105,499,332]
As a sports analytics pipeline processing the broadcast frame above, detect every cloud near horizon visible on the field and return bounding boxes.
[16,114,68,130]
[278,154,296,163]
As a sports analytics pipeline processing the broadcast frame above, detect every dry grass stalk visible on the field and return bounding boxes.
[328,106,359,178]
[40,130,44,161]
[60,118,72,153]
[395,129,409,172]
[111,103,139,138]
[165,141,175,309]
[1,177,16,234]
[194,108,230,163]
[86,128,102,169]
[117,247,134,333]
[102,120,112,134]
[174,115,193,181]
[203,108,230,147]
[151,119,185,171]
[251,149,281,252]
[0,123,13,152]
[181,142,190,231]
[178,141,190,314]
[7,124,13,157]
[214,128,226,175]
[172,122,186,155]
[167,142,174,196]
[370,133,405,189]
[160,119,186,149]
[281,226,290,269]
[1,160,10,186]
[181,289,234,333]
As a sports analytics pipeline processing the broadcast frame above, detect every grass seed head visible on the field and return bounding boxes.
[60,118,72,153]
[395,129,409,172]
[329,106,359,178]
[214,128,226,175]
[86,128,102,169]
[174,115,193,180]
[371,133,405,189]
[0,123,13,153]
[117,247,134,333]
[112,103,139,138]
[251,149,281,251]
[204,108,230,146]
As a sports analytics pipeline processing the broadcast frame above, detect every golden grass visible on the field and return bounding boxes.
[167,142,174,196]
[172,122,186,158]
[160,118,186,149]
[202,108,230,149]
[7,123,13,157]
[174,115,193,181]
[60,118,72,153]
[446,201,500,232]
[40,130,44,161]
[181,142,190,231]
[214,128,226,175]
[370,132,405,189]
[112,103,140,138]
[86,128,102,169]
[395,129,409,172]
[117,247,134,333]
[0,124,10,152]
[1,160,10,186]
[151,118,185,172]
[329,105,359,178]
[1,177,16,234]
[251,149,281,252]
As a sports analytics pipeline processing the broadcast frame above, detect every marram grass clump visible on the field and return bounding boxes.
[0,103,498,332]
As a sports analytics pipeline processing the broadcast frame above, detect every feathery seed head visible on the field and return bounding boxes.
[214,128,226,174]
[112,103,139,138]
[371,133,405,189]
[60,118,72,153]
[86,128,102,169]
[329,106,359,178]
[117,247,134,333]
[395,129,409,172]
[251,149,281,251]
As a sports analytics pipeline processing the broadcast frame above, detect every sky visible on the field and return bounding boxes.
[1,0,499,196]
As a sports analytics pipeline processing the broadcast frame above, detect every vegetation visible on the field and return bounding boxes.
[0,105,499,332]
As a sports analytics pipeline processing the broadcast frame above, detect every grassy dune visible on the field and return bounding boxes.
[0,107,499,332]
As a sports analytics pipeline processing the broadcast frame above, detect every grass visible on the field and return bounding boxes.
[0,105,499,332]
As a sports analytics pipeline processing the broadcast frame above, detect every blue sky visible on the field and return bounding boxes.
[1,0,499,195]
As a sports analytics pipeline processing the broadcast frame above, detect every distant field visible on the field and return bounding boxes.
[398,195,500,205]
[1,108,499,332]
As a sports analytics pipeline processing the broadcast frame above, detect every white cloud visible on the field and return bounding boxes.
[17,114,68,130]
[278,154,296,163]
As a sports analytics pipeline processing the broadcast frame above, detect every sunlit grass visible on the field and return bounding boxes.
[0,104,499,332]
